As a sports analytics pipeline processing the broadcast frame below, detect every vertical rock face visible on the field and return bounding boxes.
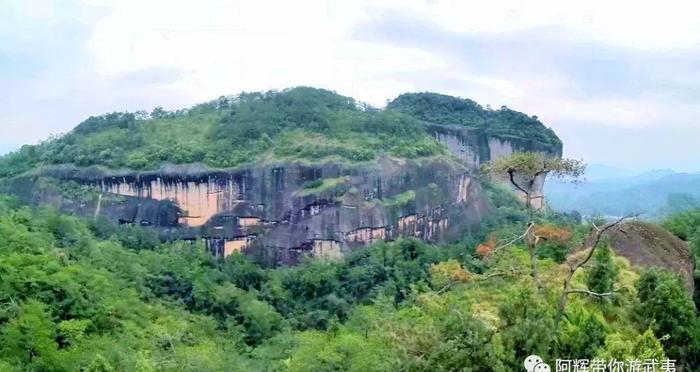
[426,124,562,210]
[427,124,562,166]
[21,156,489,265]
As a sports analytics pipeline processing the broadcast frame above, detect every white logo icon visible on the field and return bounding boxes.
[524,355,550,372]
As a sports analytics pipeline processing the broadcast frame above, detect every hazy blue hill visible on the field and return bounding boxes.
[582,164,641,181]
[547,169,700,217]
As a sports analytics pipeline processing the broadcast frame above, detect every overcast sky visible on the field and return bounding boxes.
[3,0,700,171]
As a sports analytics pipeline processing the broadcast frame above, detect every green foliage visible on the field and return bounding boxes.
[557,305,608,358]
[0,88,568,179]
[0,197,699,370]
[0,300,59,369]
[379,190,416,207]
[586,245,620,295]
[295,176,349,197]
[497,289,555,368]
[486,151,585,181]
[662,209,700,305]
[0,201,257,370]
[597,329,666,361]
[288,330,392,372]
[73,112,138,135]
[662,209,700,241]
[635,269,699,367]
[0,87,451,175]
[388,92,562,149]
[478,177,528,229]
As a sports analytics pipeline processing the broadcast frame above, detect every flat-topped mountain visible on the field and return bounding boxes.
[0,87,562,265]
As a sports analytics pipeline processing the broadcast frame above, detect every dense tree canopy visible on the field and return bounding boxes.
[0,195,697,370]
[0,88,565,178]
[0,87,697,370]
[0,88,450,176]
[387,92,562,148]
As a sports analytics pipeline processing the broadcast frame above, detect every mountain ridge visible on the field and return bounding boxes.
[0,87,561,178]
[0,87,563,265]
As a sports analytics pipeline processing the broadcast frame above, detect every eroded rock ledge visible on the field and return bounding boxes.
[14,157,488,265]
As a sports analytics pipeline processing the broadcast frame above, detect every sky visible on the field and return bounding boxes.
[2,0,700,172]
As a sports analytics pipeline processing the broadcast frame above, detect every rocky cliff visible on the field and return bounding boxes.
[15,157,485,265]
[1,88,563,265]
[428,124,560,210]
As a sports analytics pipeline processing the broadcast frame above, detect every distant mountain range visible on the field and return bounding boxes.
[546,164,700,218]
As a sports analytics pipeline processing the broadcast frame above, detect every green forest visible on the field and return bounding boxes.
[0,187,699,371]
[388,92,562,149]
[0,88,698,371]
[6,0,700,368]
[0,87,559,177]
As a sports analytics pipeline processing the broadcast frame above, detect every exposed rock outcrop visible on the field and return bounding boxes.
[427,124,560,209]
[427,124,562,169]
[5,90,567,265]
[14,156,490,265]
[605,221,695,293]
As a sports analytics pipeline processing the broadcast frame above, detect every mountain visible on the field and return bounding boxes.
[2,87,699,371]
[626,169,677,184]
[580,163,649,181]
[547,168,700,217]
[0,87,562,265]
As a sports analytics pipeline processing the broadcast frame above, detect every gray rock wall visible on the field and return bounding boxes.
[427,124,562,209]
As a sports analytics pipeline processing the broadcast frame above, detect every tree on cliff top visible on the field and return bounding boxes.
[485,152,585,287]
[486,152,585,217]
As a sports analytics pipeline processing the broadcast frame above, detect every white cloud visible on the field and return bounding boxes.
[375,0,700,49]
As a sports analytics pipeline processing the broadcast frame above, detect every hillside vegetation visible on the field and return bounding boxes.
[0,194,699,371]
[0,87,695,371]
[0,87,560,177]
[388,92,562,148]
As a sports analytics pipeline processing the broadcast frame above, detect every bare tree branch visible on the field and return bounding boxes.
[434,266,527,295]
[555,214,636,328]
[507,169,529,196]
[481,266,527,280]
[533,168,549,178]
[435,281,455,295]
[572,214,637,271]
[566,287,616,298]
[492,222,535,254]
